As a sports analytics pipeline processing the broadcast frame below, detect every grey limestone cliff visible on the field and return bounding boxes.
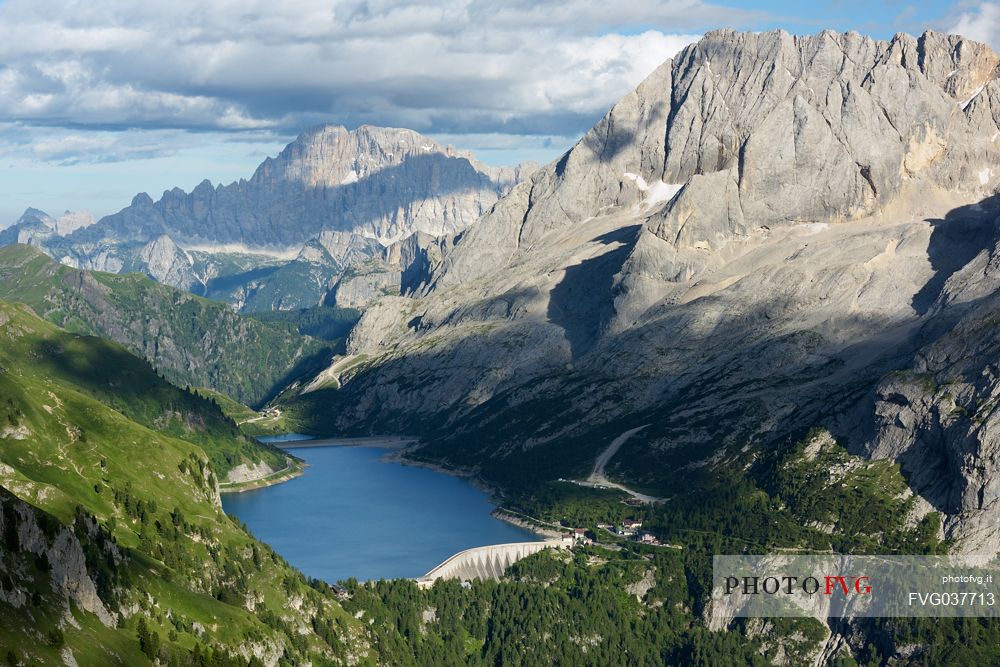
[0,487,116,627]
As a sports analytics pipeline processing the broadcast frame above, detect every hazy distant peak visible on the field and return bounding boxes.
[261,124,472,190]
[3,208,94,245]
[17,207,51,224]
[131,192,154,207]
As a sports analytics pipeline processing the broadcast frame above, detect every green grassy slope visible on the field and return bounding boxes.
[0,302,284,479]
[0,244,334,407]
[0,301,367,665]
[192,387,261,425]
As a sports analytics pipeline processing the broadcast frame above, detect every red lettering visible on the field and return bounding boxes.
[824,576,849,595]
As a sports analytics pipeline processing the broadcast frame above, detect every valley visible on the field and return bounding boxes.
[0,244,334,408]
[4,19,1000,667]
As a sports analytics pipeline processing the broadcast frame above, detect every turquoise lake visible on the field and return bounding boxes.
[221,440,540,582]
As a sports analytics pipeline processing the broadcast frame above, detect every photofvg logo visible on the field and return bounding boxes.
[712,555,1000,620]
[723,574,872,597]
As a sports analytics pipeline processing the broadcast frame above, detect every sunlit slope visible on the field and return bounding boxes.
[0,301,366,665]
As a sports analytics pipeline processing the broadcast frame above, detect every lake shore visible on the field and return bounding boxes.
[490,509,566,539]
[381,449,492,492]
[221,436,416,494]
[219,459,306,494]
[274,435,417,449]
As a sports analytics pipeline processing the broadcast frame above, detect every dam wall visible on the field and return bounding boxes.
[416,540,562,587]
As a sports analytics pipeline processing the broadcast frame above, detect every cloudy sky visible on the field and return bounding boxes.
[0,0,996,224]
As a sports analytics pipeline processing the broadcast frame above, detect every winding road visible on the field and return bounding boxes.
[574,425,664,503]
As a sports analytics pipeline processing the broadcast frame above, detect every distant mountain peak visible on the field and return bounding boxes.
[3,208,94,246]
[262,123,466,190]
[17,207,51,223]
[131,192,154,207]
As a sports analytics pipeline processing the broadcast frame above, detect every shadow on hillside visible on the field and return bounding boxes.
[911,193,1000,315]
[547,225,641,359]
[553,101,666,178]
[257,346,339,409]
[203,264,282,297]
[289,192,1000,506]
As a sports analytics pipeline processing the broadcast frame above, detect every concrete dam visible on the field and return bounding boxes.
[416,540,562,587]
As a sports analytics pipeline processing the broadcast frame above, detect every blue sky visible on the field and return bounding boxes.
[0,0,993,226]
[714,1,950,37]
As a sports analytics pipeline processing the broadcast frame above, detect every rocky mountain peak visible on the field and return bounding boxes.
[255,123,500,192]
[42,123,529,256]
[434,28,1000,288]
[130,192,154,207]
[15,207,50,226]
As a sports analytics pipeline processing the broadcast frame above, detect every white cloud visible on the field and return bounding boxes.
[0,0,719,147]
[947,2,1000,48]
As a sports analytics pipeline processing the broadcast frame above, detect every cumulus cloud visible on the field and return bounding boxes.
[947,2,1000,48]
[0,0,771,164]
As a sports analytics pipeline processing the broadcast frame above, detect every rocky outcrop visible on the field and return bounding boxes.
[0,488,115,626]
[859,288,1000,554]
[326,264,401,310]
[136,235,201,292]
[310,230,384,267]
[224,460,280,484]
[386,232,455,294]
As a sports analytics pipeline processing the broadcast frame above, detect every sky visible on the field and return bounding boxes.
[0,1,997,225]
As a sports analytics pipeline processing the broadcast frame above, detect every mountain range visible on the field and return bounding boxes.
[7,125,534,313]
